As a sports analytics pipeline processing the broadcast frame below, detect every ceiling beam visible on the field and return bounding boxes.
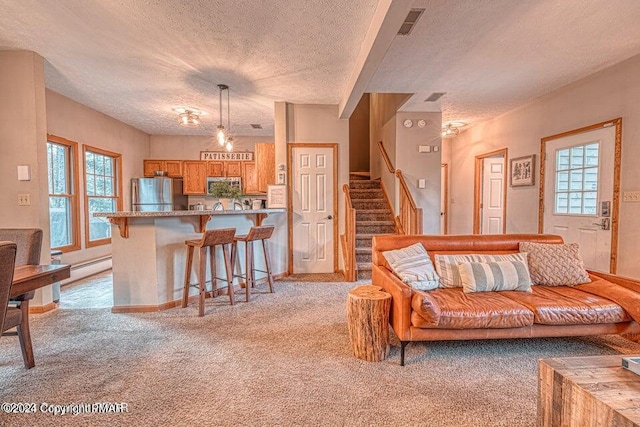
[338,0,414,119]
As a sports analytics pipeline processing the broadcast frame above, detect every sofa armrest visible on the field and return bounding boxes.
[372,264,412,341]
[588,270,640,293]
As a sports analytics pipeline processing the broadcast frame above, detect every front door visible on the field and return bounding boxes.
[290,145,336,273]
[481,156,505,234]
[542,123,617,273]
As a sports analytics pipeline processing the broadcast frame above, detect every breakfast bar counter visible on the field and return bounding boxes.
[96,209,287,312]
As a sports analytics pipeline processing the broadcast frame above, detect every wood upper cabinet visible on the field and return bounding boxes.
[243,162,259,194]
[182,161,207,195]
[255,143,276,192]
[225,161,242,177]
[143,160,182,177]
[207,161,224,177]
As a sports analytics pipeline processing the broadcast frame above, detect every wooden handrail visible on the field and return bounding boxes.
[341,184,357,281]
[376,141,423,235]
[396,169,423,235]
[377,140,395,173]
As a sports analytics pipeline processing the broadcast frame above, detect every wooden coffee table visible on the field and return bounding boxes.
[538,355,640,426]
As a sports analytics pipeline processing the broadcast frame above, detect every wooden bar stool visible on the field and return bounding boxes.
[182,228,236,317]
[231,225,275,302]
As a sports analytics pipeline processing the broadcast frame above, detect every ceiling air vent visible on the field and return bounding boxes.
[398,8,425,35]
[424,92,446,102]
[250,124,262,129]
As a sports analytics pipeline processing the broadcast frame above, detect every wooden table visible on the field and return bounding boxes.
[9,264,70,368]
[538,355,640,426]
[11,264,71,298]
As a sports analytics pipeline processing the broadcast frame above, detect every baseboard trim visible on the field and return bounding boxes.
[111,272,289,313]
[29,302,58,314]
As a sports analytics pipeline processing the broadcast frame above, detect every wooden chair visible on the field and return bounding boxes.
[232,226,275,302]
[1,241,35,369]
[182,228,236,317]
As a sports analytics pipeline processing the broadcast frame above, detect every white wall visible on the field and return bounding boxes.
[46,89,150,266]
[449,53,640,278]
[284,103,350,271]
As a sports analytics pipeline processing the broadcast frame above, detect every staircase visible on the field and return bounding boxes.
[348,174,397,280]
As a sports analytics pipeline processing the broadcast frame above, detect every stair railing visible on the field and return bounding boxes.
[341,184,357,282]
[377,141,423,235]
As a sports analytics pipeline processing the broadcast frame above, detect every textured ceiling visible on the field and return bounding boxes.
[368,0,640,127]
[0,0,378,136]
[2,1,640,137]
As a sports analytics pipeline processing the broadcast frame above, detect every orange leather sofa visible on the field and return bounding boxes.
[371,234,640,365]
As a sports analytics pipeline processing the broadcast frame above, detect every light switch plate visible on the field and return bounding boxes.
[418,179,426,189]
[17,165,31,181]
[623,191,640,202]
[18,193,31,206]
[418,145,431,153]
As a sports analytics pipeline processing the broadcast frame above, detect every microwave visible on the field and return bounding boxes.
[206,177,242,195]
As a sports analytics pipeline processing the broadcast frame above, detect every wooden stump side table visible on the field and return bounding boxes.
[346,284,392,362]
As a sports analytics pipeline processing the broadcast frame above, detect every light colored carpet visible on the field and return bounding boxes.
[2,279,640,426]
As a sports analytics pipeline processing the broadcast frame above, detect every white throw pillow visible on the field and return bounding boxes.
[434,253,528,288]
[382,243,440,291]
[458,259,533,293]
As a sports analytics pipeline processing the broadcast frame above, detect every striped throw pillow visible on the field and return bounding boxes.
[458,259,533,293]
[382,243,440,291]
[434,253,528,288]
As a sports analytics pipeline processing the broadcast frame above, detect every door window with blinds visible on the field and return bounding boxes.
[84,145,122,246]
[554,142,599,215]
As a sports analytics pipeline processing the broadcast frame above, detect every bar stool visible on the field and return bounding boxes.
[231,226,275,302]
[182,228,236,317]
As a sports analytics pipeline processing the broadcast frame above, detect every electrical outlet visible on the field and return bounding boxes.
[623,191,640,202]
[18,193,31,206]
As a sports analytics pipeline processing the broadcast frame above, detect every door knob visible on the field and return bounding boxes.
[592,218,610,230]
[325,215,333,220]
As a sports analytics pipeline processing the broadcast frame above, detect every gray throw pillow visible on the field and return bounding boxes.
[518,242,590,286]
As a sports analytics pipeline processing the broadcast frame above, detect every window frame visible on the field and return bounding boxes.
[553,141,600,217]
[47,135,81,253]
[82,145,123,248]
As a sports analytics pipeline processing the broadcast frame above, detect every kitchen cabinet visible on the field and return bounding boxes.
[225,161,242,177]
[243,162,259,194]
[143,160,183,177]
[255,143,276,192]
[182,161,207,195]
[207,161,224,177]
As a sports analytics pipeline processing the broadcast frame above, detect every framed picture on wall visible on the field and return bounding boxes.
[510,155,535,187]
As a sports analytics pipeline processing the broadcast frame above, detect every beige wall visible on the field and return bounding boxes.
[284,103,350,270]
[0,51,50,272]
[46,89,150,266]
[149,135,273,159]
[449,53,640,278]
[395,112,442,233]
[349,93,370,172]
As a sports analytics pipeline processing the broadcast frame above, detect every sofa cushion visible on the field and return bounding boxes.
[434,253,528,288]
[382,243,439,291]
[518,242,590,286]
[411,288,534,329]
[501,281,630,325]
[458,258,533,293]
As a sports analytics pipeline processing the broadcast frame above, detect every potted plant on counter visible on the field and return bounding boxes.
[208,180,243,210]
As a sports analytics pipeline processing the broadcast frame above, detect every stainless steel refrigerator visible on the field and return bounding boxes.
[131,177,188,211]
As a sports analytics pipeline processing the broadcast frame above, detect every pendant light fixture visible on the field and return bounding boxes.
[216,84,229,146]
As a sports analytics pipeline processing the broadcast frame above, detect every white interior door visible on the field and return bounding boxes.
[291,146,335,273]
[481,156,504,234]
[543,126,615,273]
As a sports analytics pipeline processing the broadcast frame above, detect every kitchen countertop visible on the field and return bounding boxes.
[94,208,285,218]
